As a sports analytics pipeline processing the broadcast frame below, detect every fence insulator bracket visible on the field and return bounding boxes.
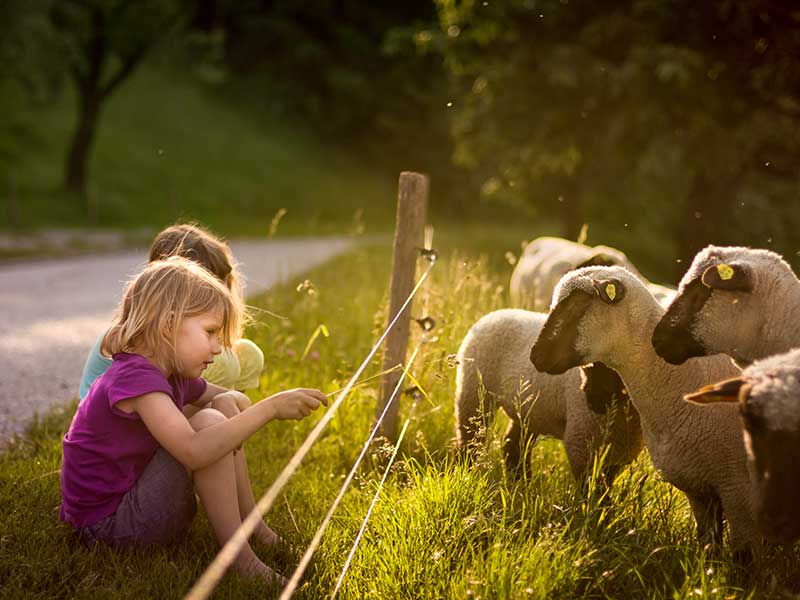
[414,316,436,332]
[404,385,423,400]
[418,247,439,264]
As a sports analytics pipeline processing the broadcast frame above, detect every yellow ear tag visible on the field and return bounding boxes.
[716,264,734,281]
[606,283,616,300]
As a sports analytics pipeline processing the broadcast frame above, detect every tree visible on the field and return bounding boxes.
[427,0,800,276]
[50,0,185,197]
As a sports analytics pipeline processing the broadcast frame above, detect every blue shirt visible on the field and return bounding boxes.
[79,333,112,401]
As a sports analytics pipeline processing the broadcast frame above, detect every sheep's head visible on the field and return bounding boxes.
[575,249,626,270]
[580,245,644,279]
[530,266,652,374]
[652,245,791,366]
[685,350,800,543]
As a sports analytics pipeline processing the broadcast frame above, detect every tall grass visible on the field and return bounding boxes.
[0,226,795,598]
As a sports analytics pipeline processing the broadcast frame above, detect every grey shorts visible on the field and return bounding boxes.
[80,448,197,547]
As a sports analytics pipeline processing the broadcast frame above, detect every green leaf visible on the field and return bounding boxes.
[301,324,329,361]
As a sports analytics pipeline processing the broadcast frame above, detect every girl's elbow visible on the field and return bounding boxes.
[175,445,202,471]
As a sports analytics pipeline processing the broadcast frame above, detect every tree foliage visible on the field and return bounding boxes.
[0,0,64,165]
[427,0,800,276]
[188,1,453,183]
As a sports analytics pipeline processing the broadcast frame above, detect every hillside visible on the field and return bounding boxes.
[1,65,397,236]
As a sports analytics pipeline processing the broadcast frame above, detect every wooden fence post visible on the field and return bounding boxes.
[376,171,429,438]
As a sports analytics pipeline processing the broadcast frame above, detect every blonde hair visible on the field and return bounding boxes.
[102,257,243,372]
[148,222,243,306]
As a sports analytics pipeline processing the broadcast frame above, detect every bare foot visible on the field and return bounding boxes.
[254,523,282,546]
[233,555,288,587]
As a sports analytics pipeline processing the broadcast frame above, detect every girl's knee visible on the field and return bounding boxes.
[189,408,227,431]
[210,394,240,418]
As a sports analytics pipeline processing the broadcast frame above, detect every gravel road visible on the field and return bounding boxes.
[0,237,356,447]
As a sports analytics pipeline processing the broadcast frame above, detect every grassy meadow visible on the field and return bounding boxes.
[2,226,798,599]
[1,65,396,237]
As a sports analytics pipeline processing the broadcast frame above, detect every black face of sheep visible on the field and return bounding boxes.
[575,252,623,270]
[531,279,624,374]
[748,426,800,543]
[582,362,628,415]
[686,377,800,543]
[652,277,712,364]
[653,262,753,365]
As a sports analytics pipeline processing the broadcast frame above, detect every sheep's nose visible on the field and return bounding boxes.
[530,342,567,374]
[652,321,705,365]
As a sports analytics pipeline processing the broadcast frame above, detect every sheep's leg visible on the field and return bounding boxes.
[454,375,496,456]
[687,493,724,555]
[571,448,620,500]
[503,418,537,478]
[720,492,760,568]
[597,464,621,497]
[563,436,591,483]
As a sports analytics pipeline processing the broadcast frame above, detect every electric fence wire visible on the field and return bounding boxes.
[330,386,424,599]
[184,256,437,600]
[278,337,427,599]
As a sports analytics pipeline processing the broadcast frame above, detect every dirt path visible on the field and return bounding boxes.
[0,237,356,446]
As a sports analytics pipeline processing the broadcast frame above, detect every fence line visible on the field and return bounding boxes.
[184,256,437,600]
[331,386,424,598]
[279,337,427,599]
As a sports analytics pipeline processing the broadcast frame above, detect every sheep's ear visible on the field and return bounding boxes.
[684,377,745,404]
[701,263,753,292]
[592,279,625,304]
[577,253,619,269]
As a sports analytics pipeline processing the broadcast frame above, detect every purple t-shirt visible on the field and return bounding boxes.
[60,352,207,528]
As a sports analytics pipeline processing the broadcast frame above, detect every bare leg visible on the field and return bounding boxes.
[233,449,281,546]
[189,409,286,585]
[209,395,281,547]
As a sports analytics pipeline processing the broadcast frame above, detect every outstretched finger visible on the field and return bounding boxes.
[301,388,328,406]
[302,396,322,411]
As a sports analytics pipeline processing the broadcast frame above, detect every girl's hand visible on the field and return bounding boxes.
[266,388,328,420]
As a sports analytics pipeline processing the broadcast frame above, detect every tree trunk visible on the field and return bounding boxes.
[65,91,101,197]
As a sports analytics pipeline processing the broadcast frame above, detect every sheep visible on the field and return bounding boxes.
[685,348,800,544]
[529,266,760,561]
[653,245,800,367]
[455,308,643,486]
[510,236,676,312]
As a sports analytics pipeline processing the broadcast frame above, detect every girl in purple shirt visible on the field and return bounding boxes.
[60,256,327,586]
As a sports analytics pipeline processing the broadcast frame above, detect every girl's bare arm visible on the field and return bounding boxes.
[132,388,327,470]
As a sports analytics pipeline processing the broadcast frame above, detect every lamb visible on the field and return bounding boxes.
[685,348,800,543]
[529,266,760,560]
[455,308,643,485]
[653,245,800,367]
[510,236,676,312]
